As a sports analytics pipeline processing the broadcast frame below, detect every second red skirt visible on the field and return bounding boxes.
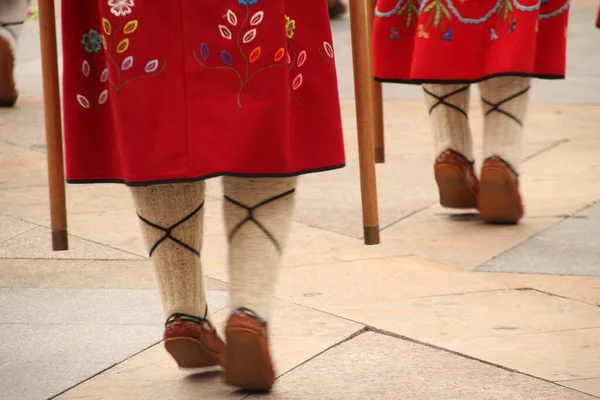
[373,0,570,83]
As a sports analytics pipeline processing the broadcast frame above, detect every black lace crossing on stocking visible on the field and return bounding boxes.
[481,86,530,127]
[137,202,204,258]
[224,189,296,254]
[423,85,470,118]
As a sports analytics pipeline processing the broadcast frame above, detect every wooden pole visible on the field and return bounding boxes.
[366,0,385,164]
[349,0,380,245]
[38,0,68,251]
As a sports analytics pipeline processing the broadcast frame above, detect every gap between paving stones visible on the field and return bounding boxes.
[0,226,38,246]
[497,285,600,308]
[278,288,600,397]
[559,378,600,384]
[363,327,600,400]
[0,233,147,260]
[235,322,600,400]
[48,321,600,400]
[0,184,48,191]
[474,200,600,272]
[49,340,163,399]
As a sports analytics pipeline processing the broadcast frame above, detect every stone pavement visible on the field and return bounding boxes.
[1,2,600,399]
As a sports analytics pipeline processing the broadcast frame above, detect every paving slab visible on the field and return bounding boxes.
[0,96,47,152]
[479,203,600,276]
[255,332,595,400]
[0,361,113,400]
[520,138,600,219]
[0,184,133,228]
[58,378,246,400]
[0,143,48,189]
[274,255,508,308]
[0,323,160,399]
[0,288,228,400]
[58,299,364,400]
[284,288,600,383]
[0,258,91,288]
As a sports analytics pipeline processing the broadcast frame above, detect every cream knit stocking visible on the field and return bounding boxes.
[0,0,30,51]
[223,177,297,322]
[423,83,473,161]
[130,182,211,322]
[479,76,531,170]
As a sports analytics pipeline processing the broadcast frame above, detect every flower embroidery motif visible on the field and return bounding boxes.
[195,6,278,107]
[285,16,296,39]
[378,0,568,44]
[82,30,103,53]
[77,0,166,110]
[108,0,134,17]
[194,3,336,108]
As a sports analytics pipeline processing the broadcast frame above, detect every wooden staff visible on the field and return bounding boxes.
[366,0,385,164]
[349,0,380,245]
[38,0,68,251]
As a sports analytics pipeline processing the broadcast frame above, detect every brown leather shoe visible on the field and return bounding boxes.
[163,313,226,368]
[224,308,275,392]
[434,149,479,209]
[478,156,524,224]
[0,36,18,107]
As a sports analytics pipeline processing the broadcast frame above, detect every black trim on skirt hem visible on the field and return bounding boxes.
[66,164,346,187]
[374,72,565,85]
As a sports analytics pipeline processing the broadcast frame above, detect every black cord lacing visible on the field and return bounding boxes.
[137,201,204,257]
[481,86,531,127]
[423,85,470,118]
[224,189,295,254]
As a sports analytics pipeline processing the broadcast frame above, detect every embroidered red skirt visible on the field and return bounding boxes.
[373,0,570,83]
[61,0,345,185]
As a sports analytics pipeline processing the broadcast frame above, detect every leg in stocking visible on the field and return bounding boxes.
[478,76,531,223]
[0,0,29,106]
[131,182,225,368]
[423,84,479,209]
[222,177,297,391]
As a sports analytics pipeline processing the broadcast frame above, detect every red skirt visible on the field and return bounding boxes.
[373,0,570,83]
[61,0,345,185]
